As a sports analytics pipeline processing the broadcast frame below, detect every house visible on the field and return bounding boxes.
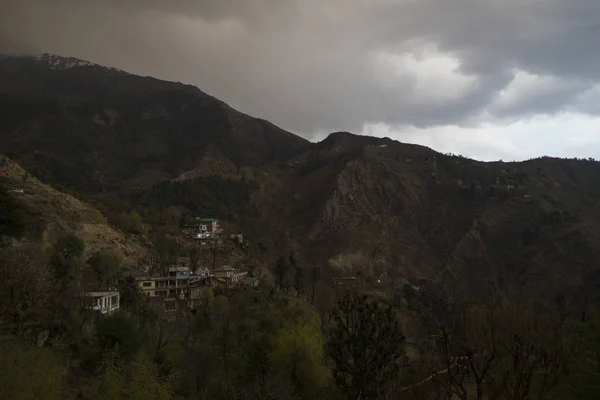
[196,218,220,234]
[81,292,120,315]
[213,265,248,286]
[135,266,192,299]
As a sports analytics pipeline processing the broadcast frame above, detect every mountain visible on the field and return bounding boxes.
[0,53,310,193]
[2,52,600,302]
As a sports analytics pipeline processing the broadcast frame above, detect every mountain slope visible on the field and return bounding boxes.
[0,53,310,192]
[2,52,600,300]
[0,155,147,263]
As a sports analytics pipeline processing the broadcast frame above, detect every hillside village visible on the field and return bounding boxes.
[83,216,258,316]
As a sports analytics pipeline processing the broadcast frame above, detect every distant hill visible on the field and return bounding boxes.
[2,52,600,302]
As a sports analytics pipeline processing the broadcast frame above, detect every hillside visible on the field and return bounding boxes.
[0,53,310,193]
[0,154,147,264]
[2,52,600,302]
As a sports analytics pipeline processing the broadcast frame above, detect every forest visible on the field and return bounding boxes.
[2,182,600,400]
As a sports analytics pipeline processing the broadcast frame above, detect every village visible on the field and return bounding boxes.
[80,217,258,316]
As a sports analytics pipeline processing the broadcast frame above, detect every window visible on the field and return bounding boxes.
[143,282,152,287]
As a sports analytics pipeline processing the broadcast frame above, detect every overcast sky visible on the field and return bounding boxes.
[2,0,600,161]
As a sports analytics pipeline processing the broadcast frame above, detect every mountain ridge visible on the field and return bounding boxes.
[2,52,600,302]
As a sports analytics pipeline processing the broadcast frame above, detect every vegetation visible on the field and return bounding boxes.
[140,176,259,226]
[0,183,26,242]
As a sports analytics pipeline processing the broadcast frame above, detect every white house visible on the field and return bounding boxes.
[81,291,120,315]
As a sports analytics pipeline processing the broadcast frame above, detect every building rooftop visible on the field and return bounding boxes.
[81,291,119,297]
[168,266,190,272]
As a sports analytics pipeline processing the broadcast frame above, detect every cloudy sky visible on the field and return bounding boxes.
[2,0,600,161]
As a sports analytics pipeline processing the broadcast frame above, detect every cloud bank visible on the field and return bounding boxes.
[2,0,600,160]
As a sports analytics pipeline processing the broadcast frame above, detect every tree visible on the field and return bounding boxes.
[84,351,177,400]
[88,249,123,290]
[187,244,200,271]
[0,246,52,328]
[96,311,142,359]
[50,233,85,282]
[128,210,147,235]
[0,184,25,243]
[0,335,70,400]
[270,300,332,399]
[117,276,146,314]
[275,256,290,290]
[326,293,406,399]
[152,230,181,275]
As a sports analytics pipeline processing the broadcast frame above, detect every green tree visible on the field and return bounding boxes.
[327,293,406,399]
[91,209,108,224]
[88,249,123,290]
[271,300,331,399]
[0,335,70,400]
[50,233,85,281]
[96,311,142,359]
[128,210,147,235]
[117,276,146,314]
[84,351,177,400]
[0,184,25,243]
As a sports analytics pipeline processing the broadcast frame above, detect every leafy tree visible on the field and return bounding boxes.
[0,335,70,400]
[128,210,147,235]
[568,316,600,399]
[270,300,332,399]
[96,311,142,359]
[327,293,406,399]
[0,246,52,327]
[84,351,177,400]
[0,184,25,242]
[90,209,107,224]
[88,249,123,290]
[117,276,146,314]
[50,233,85,281]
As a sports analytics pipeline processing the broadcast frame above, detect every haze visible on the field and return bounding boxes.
[2,0,600,161]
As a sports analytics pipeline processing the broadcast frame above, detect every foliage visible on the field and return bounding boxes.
[270,300,332,399]
[88,249,124,290]
[140,176,259,225]
[91,209,108,224]
[116,210,148,235]
[96,311,142,359]
[327,293,406,399]
[118,276,147,314]
[0,183,25,241]
[0,335,70,400]
[84,351,177,400]
[50,232,85,281]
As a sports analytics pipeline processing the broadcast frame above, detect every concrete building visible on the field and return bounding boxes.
[81,292,120,315]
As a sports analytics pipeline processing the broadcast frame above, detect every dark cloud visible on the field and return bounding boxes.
[1,0,600,136]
